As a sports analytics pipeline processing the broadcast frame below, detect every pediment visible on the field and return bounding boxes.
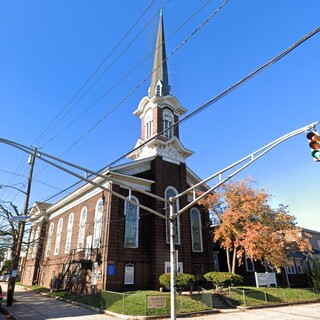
[127,137,193,164]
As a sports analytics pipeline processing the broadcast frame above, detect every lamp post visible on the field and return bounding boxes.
[0,184,26,195]
[6,148,36,307]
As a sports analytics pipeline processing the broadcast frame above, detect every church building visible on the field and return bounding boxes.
[21,13,215,292]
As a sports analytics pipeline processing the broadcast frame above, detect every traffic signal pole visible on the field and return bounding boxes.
[173,121,320,217]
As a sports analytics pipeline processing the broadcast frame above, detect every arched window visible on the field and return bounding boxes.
[32,225,41,258]
[156,80,163,96]
[163,108,174,139]
[77,207,87,250]
[45,222,54,257]
[165,187,180,245]
[124,196,139,248]
[124,263,135,284]
[190,208,203,252]
[54,218,63,255]
[65,212,74,253]
[145,108,153,139]
[93,198,103,248]
[27,228,36,259]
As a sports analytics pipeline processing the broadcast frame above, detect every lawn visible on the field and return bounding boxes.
[227,286,320,307]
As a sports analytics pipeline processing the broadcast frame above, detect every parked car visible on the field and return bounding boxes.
[1,273,10,282]
[0,285,3,304]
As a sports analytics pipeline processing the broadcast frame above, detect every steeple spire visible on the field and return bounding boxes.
[148,11,170,97]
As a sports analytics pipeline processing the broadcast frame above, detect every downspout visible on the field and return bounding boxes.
[102,182,112,290]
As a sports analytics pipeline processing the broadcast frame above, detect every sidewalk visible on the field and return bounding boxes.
[1,284,114,320]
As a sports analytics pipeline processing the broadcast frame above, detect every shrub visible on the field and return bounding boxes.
[159,273,195,293]
[311,259,320,288]
[204,272,243,293]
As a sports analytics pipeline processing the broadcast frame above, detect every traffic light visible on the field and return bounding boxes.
[306,131,320,161]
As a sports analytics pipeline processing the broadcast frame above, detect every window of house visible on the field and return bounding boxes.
[77,207,87,250]
[286,259,296,274]
[145,109,153,139]
[93,198,103,248]
[245,256,255,272]
[165,261,183,274]
[65,212,74,254]
[318,239,320,250]
[54,218,63,256]
[156,80,163,96]
[295,258,305,274]
[27,228,36,259]
[194,264,204,281]
[45,222,54,257]
[124,196,139,248]
[165,187,180,245]
[124,263,135,284]
[213,252,220,271]
[163,109,174,139]
[32,225,41,258]
[190,208,203,252]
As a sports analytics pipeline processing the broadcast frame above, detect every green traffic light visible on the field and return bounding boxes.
[311,150,320,161]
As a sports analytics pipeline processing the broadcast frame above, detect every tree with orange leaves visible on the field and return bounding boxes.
[199,178,311,273]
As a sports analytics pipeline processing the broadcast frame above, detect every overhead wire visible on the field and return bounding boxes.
[9,3,319,210]
[33,0,233,205]
[27,0,217,201]
[105,25,320,168]
[41,0,209,148]
[0,0,162,206]
[35,0,159,146]
[59,0,225,156]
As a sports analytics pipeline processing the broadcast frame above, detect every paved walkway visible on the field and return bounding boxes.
[1,284,114,320]
[180,302,320,319]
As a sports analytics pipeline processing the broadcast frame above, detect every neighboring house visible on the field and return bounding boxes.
[215,228,319,288]
[303,228,320,278]
[20,202,51,284]
[0,248,12,271]
[21,13,214,292]
[303,228,320,259]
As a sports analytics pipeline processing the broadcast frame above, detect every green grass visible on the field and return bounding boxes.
[17,284,320,315]
[228,286,320,307]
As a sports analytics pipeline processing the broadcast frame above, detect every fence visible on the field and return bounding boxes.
[79,290,212,316]
[228,287,320,307]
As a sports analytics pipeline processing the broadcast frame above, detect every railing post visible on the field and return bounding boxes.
[242,289,246,306]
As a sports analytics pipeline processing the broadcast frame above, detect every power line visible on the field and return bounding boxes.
[42,0,172,148]
[28,0,215,187]
[58,0,224,156]
[19,5,320,209]
[0,0,162,205]
[104,25,320,168]
[35,0,159,146]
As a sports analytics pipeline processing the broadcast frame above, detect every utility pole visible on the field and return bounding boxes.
[7,147,36,307]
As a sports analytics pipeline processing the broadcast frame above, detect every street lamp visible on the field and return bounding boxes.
[0,184,27,195]
[6,148,36,307]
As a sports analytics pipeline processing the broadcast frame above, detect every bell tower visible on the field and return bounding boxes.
[128,12,193,165]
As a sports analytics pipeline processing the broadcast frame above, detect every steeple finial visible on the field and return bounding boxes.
[148,11,170,97]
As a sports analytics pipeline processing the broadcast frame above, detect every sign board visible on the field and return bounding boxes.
[147,296,166,309]
[255,272,277,287]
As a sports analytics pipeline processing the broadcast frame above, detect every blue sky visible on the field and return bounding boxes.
[0,0,319,230]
